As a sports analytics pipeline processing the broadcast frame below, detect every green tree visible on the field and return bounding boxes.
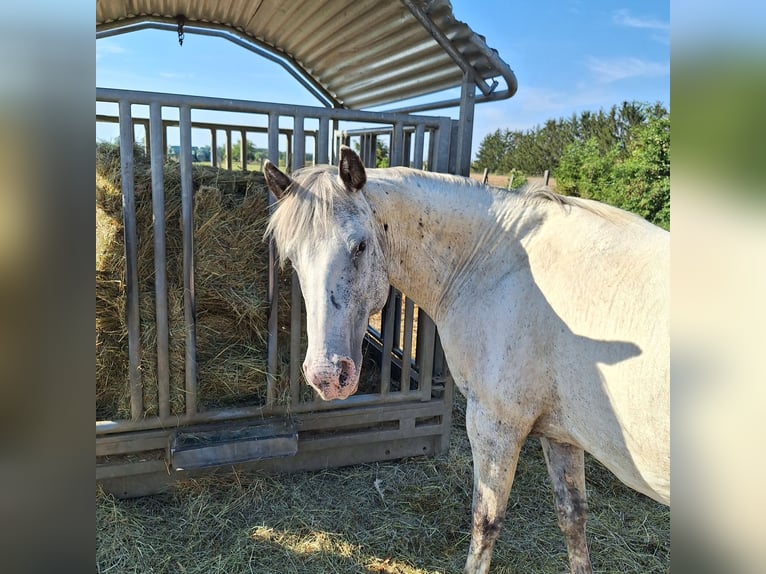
[556,110,670,229]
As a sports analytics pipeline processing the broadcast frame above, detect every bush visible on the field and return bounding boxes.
[556,113,670,230]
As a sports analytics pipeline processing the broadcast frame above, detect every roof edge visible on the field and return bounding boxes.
[97,16,341,108]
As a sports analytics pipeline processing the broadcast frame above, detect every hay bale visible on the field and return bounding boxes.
[96,143,294,420]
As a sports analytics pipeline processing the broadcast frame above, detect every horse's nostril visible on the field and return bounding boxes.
[337,358,355,388]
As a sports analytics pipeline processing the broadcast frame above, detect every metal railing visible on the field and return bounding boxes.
[96,88,452,435]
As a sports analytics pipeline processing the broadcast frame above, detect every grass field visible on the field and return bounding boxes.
[96,393,669,573]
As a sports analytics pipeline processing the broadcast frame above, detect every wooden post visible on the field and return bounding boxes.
[508,169,515,190]
[481,168,488,185]
[543,169,550,186]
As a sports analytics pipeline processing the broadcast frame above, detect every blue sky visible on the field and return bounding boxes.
[96,0,669,159]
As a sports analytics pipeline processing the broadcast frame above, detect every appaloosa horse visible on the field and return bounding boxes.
[264,147,669,573]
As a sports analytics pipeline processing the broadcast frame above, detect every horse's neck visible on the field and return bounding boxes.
[364,171,530,322]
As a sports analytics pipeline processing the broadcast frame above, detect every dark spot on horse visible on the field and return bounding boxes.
[478,516,503,543]
[418,218,423,228]
[384,223,389,232]
[330,292,341,310]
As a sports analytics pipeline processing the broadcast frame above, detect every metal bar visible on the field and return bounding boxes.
[285,132,293,172]
[290,271,302,405]
[240,129,248,171]
[266,112,280,406]
[391,122,404,167]
[413,124,425,170]
[402,131,412,168]
[97,88,447,128]
[455,73,476,177]
[225,129,233,171]
[379,287,396,395]
[399,0,492,96]
[179,105,198,416]
[293,116,305,170]
[149,102,170,420]
[210,128,218,167]
[96,390,430,435]
[433,117,453,173]
[118,100,143,421]
[98,114,320,143]
[318,116,330,164]
[416,310,436,401]
[401,298,415,392]
[392,290,402,353]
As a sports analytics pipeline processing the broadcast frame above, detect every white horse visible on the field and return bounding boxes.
[264,147,669,574]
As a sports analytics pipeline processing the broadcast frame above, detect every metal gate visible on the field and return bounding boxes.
[96,88,456,497]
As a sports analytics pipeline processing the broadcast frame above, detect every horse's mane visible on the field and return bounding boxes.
[265,166,634,256]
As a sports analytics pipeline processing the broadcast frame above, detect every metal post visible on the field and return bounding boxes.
[318,116,330,164]
[118,100,143,421]
[455,73,475,176]
[179,105,198,416]
[149,102,170,420]
[266,112,280,406]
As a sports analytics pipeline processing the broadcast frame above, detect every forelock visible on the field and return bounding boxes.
[264,166,355,262]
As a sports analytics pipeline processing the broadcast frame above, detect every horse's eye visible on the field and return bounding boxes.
[352,241,366,263]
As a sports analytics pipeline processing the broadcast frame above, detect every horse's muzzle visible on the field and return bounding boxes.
[303,355,358,401]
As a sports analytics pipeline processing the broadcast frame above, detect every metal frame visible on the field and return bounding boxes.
[96,88,453,496]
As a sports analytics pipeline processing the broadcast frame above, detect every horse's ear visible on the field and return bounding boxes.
[338,145,366,192]
[263,160,293,200]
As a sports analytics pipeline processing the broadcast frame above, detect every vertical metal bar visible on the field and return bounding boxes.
[268,113,279,163]
[455,72,476,177]
[266,112,280,406]
[226,129,233,171]
[413,123,425,170]
[211,129,218,167]
[161,120,168,161]
[290,271,302,404]
[179,105,198,416]
[400,298,415,392]
[404,130,413,167]
[379,287,396,395]
[285,131,293,171]
[433,117,452,173]
[293,116,305,170]
[139,119,150,157]
[416,311,436,401]
[119,100,143,421]
[149,102,170,420]
[332,119,342,164]
[318,116,330,164]
[391,122,404,166]
[392,290,402,351]
[240,129,248,171]
[438,363,454,453]
[448,120,460,175]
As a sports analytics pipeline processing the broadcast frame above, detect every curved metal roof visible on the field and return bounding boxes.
[96,0,517,111]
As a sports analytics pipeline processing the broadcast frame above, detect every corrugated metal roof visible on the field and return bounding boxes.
[96,0,517,111]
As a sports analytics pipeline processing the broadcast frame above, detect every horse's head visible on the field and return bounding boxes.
[264,146,389,400]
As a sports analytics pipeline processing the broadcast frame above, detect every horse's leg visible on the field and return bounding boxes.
[540,437,592,574]
[463,398,533,574]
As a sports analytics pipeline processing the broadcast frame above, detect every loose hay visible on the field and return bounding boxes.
[96,394,670,573]
[96,143,294,419]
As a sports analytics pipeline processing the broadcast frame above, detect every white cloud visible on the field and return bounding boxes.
[587,56,669,84]
[96,41,125,62]
[613,9,669,32]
